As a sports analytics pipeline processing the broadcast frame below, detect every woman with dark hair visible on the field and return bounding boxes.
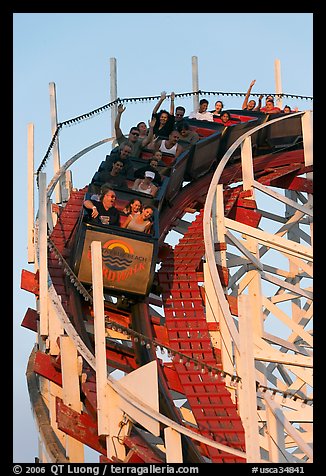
[241,80,262,111]
[152,109,175,139]
[283,105,298,114]
[217,111,233,126]
[151,91,176,139]
[122,198,143,217]
[122,206,155,234]
[211,100,224,117]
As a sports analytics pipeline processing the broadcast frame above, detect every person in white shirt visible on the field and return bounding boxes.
[189,98,214,122]
[132,171,159,197]
[154,130,184,159]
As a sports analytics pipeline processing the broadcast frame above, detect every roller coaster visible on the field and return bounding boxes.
[21,83,313,464]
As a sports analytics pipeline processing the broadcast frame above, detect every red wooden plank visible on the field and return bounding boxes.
[226,295,238,316]
[162,363,184,393]
[105,348,138,373]
[217,264,229,287]
[99,455,113,463]
[152,323,169,346]
[56,397,107,456]
[206,322,219,331]
[20,269,39,296]
[123,435,164,463]
[33,351,62,386]
[260,173,313,194]
[230,206,262,228]
[21,307,38,332]
[81,381,97,419]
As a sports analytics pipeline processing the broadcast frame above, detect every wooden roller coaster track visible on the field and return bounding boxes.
[21,106,313,464]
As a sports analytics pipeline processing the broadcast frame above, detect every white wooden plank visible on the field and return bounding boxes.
[237,295,261,462]
[224,217,313,261]
[91,241,110,436]
[164,427,183,463]
[38,172,48,337]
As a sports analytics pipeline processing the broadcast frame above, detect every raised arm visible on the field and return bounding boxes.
[170,91,175,115]
[114,104,126,139]
[141,116,156,147]
[132,178,142,190]
[153,138,162,153]
[152,91,167,117]
[253,94,263,111]
[242,79,256,109]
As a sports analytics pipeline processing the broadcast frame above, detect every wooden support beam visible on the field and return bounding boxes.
[56,397,107,456]
[33,351,62,386]
[21,307,38,332]
[164,427,183,463]
[21,269,39,296]
[38,172,49,337]
[60,335,84,462]
[237,295,260,462]
[91,241,110,436]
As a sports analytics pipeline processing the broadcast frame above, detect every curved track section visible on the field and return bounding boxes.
[203,140,313,462]
[21,111,313,464]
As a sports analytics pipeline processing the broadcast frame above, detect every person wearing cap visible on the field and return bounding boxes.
[132,170,158,196]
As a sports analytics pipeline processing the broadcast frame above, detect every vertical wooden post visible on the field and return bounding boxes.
[110,57,118,147]
[49,82,62,205]
[237,295,261,462]
[164,427,183,463]
[48,381,67,454]
[91,241,110,436]
[301,110,313,244]
[274,59,283,110]
[302,110,313,168]
[38,172,48,337]
[60,335,85,462]
[48,299,64,356]
[241,136,254,194]
[27,122,35,264]
[192,56,199,112]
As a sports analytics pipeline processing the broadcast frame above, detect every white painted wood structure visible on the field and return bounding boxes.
[203,111,313,463]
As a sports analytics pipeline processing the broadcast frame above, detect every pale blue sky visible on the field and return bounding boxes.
[13,12,313,463]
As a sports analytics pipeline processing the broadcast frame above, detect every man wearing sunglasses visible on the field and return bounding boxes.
[114,104,155,157]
